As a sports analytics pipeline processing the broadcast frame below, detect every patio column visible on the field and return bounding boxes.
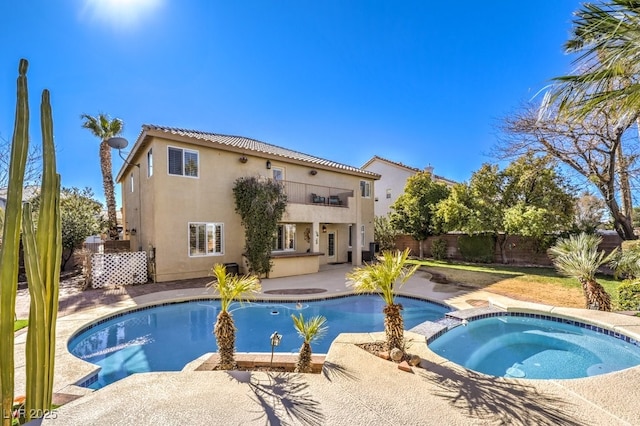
[353,187,362,266]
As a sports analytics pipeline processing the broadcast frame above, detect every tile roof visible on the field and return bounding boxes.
[362,155,457,185]
[363,155,421,173]
[140,124,379,178]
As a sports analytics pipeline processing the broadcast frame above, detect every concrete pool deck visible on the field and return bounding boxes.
[14,264,640,425]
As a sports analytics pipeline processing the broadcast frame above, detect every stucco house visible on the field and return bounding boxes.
[361,156,456,218]
[115,125,380,282]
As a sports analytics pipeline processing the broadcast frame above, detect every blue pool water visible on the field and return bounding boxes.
[428,315,640,379]
[69,295,451,389]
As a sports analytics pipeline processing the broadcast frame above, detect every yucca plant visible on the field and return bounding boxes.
[346,248,418,352]
[291,313,327,373]
[208,263,261,370]
[609,242,640,280]
[548,233,615,311]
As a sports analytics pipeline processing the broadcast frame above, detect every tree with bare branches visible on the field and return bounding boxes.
[499,103,638,240]
[0,133,41,189]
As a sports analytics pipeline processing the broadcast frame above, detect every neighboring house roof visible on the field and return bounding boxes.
[117,125,381,181]
[362,155,457,186]
[0,185,41,208]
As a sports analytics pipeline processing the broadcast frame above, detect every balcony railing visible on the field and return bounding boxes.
[281,180,353,207]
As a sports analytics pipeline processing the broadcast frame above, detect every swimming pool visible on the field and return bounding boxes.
[428,313,640,379]
[69,294,451,388]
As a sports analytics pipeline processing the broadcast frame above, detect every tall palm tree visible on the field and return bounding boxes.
[291,313,327,373]
[346,249,419,352]
[548,233,616,311]
[80,113,123,240]
[208,263,261,370]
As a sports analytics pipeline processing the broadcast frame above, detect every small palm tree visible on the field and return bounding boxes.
[208,263,261,369]
[609,243,640,280]
[548,233,616,311]
[291,313,327,373]
[346,248,419,352]
[80,113,123,240]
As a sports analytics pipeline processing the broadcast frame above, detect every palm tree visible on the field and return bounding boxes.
[291,313,327,373]
[346,248,419,352]
[80,113,123,240]
[548,233,616,311]
[551,1,640,116]
[208,263,261,370]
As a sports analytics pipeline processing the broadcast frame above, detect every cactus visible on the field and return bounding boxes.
[22,87,61,420]
[0,59,30,426]
[0,59,61,425]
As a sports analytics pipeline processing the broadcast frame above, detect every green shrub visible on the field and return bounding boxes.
[431,238,447,260]
[458,234,495,263]
[617,280,640,311]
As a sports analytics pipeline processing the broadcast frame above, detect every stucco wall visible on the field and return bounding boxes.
[119,135,377,282]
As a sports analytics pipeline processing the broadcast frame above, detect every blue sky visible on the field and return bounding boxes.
[1,1,581,205]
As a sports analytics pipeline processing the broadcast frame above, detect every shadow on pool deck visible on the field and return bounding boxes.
[16,276,212,319]
[416,359,586,426]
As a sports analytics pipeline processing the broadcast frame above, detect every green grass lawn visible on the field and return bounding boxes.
[409,259,622,308]
[14,319,28,332]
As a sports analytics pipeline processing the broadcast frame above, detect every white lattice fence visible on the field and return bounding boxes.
[91,251,147,288]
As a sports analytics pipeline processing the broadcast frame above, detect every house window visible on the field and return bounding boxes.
[360,180,371,198]
[386,189,392,199]
[147,149,153,177]
[168,147,199,177]
[189,222,223,256]
[361,225,365,247]
[348,224,353,248]
[273,224,296,251]
[130,173,134,192]
[272,167,284,181]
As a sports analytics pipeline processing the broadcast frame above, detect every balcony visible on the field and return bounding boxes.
[281,180,353,208]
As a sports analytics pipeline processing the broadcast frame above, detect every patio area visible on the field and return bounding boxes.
[14,264,640,425]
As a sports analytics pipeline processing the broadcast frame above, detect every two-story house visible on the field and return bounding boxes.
[115,125,380,282]
[362,156,456,218]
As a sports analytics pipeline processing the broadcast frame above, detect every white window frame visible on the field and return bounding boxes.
[360,180,371,198]
[386,188,392,199]
[168,146,199,178]
[272,224,296,252]
[272,166,285,181]
[147,149,153,177]
[188,222,224,257]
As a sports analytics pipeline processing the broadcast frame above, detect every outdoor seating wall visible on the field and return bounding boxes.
[394,233,623,266]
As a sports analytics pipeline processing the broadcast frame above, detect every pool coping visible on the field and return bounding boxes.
[14,267,640,424]
[15,286,640,399]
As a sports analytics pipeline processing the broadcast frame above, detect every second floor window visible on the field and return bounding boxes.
[147,149,153,177]
[168,147,199,177]
[360,180,371,198]
[272,167,284,181]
